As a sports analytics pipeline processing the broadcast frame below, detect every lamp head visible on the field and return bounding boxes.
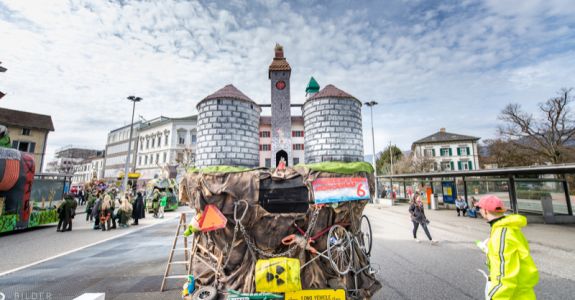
[127,96,142,102]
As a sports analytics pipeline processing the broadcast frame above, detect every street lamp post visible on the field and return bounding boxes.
[122,95,142,196]
[364,101,378,202]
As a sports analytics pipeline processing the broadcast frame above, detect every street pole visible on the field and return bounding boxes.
[364,101,378,202]
[390,141,394,175]
[122,95,142,197]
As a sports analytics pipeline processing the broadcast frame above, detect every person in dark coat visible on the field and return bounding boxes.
[57,194,75,232]
[409,193,437,244]
[131,192,145,225]
[92,193,102,230]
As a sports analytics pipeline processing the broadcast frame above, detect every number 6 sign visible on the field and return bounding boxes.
[312,177,371,204]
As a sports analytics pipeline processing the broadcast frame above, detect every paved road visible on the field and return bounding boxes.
[0,216,185,300]
[1,205,574,299]
[367,205,575,299]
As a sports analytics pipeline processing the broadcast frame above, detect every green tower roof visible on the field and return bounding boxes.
[305,77,320,94]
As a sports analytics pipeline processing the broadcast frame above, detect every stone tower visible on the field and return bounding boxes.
[195,84,261,168]
[303,84,364,163]
[269,44,292,167]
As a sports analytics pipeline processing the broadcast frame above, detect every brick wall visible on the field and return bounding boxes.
[303,97,364,163]
[196,98,260,167]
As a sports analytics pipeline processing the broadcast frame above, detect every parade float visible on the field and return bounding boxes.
[0,148,71,233]
[177,162,381,300]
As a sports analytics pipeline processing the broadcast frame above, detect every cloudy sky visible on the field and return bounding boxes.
[1,0,575,167]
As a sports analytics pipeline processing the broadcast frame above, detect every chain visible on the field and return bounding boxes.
[237,202,322,258]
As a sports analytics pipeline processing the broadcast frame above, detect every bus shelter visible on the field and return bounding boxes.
[378,164,575,224]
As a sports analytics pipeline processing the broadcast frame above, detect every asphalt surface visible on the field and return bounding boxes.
[366,205,575,300]
[0,216,186,300]
[1,205,574,299]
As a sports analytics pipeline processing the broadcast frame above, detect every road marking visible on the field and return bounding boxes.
[0,216,178,278]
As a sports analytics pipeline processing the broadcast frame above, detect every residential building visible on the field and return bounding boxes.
[0,107,54,172]
[47,146,103,174]
[103,122,142,179]
[72,153,105,183]
[135,116,197,180]
[412,128,480,172]
[259,116,305,168]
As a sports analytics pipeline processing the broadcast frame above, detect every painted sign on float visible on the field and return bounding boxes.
[312,177,370,204]
[285,289,346,300]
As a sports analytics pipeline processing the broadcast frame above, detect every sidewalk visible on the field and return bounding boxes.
[0,206,192,275]
[368,203,575,280]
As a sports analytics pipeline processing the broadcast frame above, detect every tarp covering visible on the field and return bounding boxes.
[179,164,382,299]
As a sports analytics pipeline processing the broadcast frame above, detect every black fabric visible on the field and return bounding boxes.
[258,176,309,213]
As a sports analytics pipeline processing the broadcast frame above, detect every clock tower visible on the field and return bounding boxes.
[269,44,292,167]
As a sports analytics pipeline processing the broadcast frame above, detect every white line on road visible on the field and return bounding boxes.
[0,216,177,278]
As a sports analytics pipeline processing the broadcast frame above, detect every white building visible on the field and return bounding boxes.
[103,122,142,179]
[135,116,197,180]
[259,116,305,168]
[412,128,480,172]
[72,156,105,183]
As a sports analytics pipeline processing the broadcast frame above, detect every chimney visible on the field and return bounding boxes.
[440,128,446,133]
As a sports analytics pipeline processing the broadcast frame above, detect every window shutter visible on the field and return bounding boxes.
[29,142,36,153]
[449,148,453,156]
[432,149,435,156]
[468,161,472,170]
[458,161,462,170]
[450,161,454,170]
[457,148,461,156]
[467,147,470,155]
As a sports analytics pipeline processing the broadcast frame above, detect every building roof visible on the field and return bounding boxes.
[305,77,320,94]
[307,84,358,101]
[259,116,304,126]
[413,128,480,145]
[198,84,256,108]
[268,44,291,78]
[0,107,54,131]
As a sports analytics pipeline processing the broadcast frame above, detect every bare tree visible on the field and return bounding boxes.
[394,154,435,174]
[499,88,575,164]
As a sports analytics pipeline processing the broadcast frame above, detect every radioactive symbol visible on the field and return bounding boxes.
[255,258,301,293]
[266,265,285,286]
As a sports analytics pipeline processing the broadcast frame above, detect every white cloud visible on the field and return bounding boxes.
[0,0,574,168]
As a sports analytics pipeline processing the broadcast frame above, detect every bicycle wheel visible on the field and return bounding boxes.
[327,224,352,275]
[359,215,373,256]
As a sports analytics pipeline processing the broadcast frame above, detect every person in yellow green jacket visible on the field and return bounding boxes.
[476,195,539,300]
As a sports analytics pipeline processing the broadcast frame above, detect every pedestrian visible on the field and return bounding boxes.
[78,188,85,206]
[56,194,73,232]
[158,191,167,219]
[131,191,145,225]
[66,193,77,231]
[151,188,160,218]
[100,194,112,231]
[110,194,119,230]
[116,195,133,228]
[455,196,468,217]
[476,195,539,299]
[468,197,479,218]
[92,192,102,230]
[86,191,96,222]
[409,194,437,244]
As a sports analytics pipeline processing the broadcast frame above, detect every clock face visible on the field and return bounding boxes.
[275,80,286,90]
